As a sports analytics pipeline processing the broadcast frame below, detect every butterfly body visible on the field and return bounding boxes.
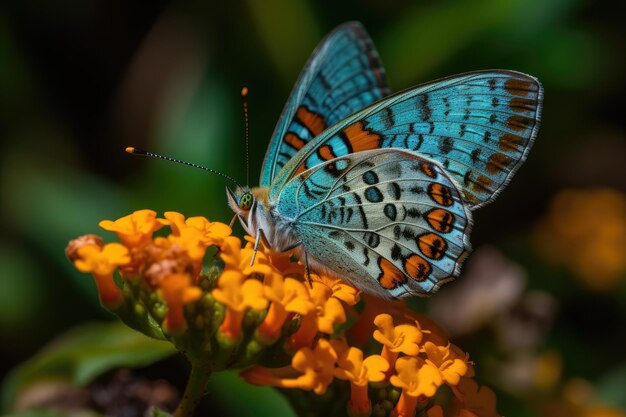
[227,22,543,299]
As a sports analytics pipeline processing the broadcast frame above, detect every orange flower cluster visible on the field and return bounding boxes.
[533,188,626,291]
[243,294,496,417]
[67,209,231,331]
[67,209,500,417]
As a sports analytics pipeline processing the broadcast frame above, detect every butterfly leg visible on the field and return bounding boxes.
[228,214,238,228]
[304,251,313,289]
[250,228,270,266]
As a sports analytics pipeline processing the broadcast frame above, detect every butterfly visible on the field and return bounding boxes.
[226,21,543,299]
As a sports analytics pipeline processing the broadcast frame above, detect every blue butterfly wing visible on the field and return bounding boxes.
[274,149,472,298]
[260,21,390,187]
[271,70,543,209]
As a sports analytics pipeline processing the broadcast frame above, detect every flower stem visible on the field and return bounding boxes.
[174,362,212,417]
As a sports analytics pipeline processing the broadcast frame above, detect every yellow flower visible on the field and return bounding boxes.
[220,236,278,279]
[73,243,130,307]
[162,212,233,263]
[391,356,443,397]
[267,250,306,278]
[424,342,469,386]
[313,274,361,305]
[212,271,268,340]
[65,234,103,262]
[74,243,130,276]
[334,347,389,415]
[373,313,424,375]
[69,209,498,417]
[259,276,314,341]
[242,338,338,394]
[164,211,231,247]
[185,215,232,246]
[290,279,346,349]
[167,223,208,262]
[451,377,500,417]
[390,356,443,416]
[99,209,165,247]
[534,188,626,291]
[158,273,202,332]
[334,347,389,386]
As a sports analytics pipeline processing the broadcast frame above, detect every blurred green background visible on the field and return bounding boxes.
[1,0,625,416]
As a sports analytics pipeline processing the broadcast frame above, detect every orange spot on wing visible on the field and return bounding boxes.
[509,97,536,113]
[504,78,533,96]
[427,183,455,207]
[463,192,481,205]
[293,164,307,177]
[425,208,456,233]
[486,153,512,174]
[284,133,306,150]
[507,115,533,131]
[318,145,336,161]
[342,121,382,152]
[469,175,494,194]
[378,258,407,289]
[498,133,524,152]
[404,254,431,282]
[418,233,448,260]
[420,162,437,178]
[296,106,326,136]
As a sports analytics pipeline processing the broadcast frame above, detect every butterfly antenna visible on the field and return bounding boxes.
[125,147,242,188]
[241,86,250,185]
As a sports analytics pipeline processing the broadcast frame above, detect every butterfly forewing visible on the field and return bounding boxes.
[260,21,390,187]
[271,71,542,209]
[275,149,472,298]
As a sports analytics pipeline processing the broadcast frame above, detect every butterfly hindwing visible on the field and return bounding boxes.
[275,149,472,298]
[272,71,542,209]
[260,21,390,187]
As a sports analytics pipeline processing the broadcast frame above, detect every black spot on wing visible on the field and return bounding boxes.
[363,232,380,248]
[471,148,481,164]
[420,94,432,121]
[389,182,401,200]
[391,244,402,260]
[353,193,368,229]
[365,186,383,203]
[407,208,420,219]
[439,137,454,154]
[383,107,394,129]
[384,203,397,221]
[363,170,379,185]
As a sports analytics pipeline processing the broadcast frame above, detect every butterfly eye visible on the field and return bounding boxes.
[238,192,254,210]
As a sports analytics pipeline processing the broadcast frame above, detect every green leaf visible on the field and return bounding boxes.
[595,364,626,411]
[149,407,174,417]
[207,371,296,417]
[245,0,320,84]
[2,321,176,412]
[1,147,127,301]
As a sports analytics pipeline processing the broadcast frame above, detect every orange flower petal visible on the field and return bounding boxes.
[373,314,422,356]
[74,243,130,276]
[99,209,165,247]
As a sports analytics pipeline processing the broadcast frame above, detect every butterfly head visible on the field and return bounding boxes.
[226,186,254,217]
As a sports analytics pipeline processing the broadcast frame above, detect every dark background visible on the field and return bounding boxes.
[1,1,625,416]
